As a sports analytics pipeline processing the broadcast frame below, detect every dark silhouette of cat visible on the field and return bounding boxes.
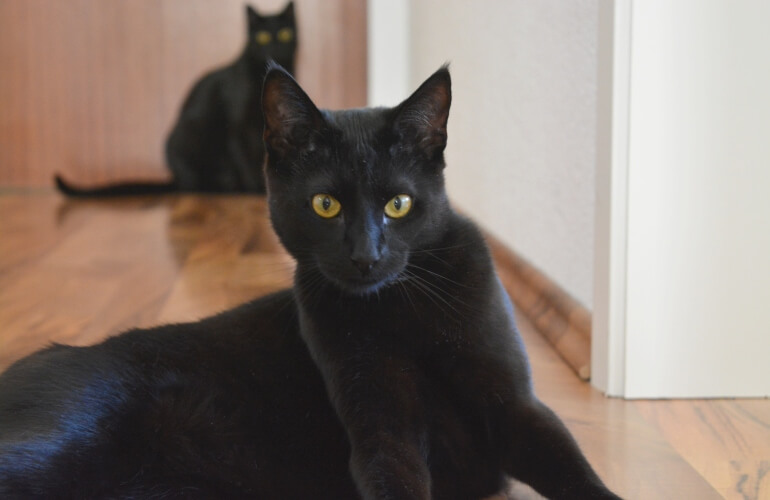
[55,2,296,197]
[0,64,622,499]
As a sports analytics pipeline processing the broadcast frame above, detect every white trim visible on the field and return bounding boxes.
[592,0,632,397]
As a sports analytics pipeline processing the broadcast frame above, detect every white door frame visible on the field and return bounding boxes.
[592,0,632,397]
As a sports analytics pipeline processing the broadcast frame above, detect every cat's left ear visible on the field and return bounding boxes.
[262,63,325,160]
[247,5,262,31]
[392,65,452,161]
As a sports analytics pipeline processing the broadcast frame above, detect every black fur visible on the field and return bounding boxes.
[1,65,621,499]
[54,3,297,197]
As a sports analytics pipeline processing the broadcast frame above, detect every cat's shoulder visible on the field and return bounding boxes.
[179,57,247,101]
[440,211,498,273]
[445,211,490,251]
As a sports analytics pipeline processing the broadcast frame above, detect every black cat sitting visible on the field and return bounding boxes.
[0,64,621,499]
[55,3,297,197]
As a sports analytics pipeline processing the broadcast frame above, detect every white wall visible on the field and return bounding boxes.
[619,0,770,398]
[367,0,409,107]
[401,0,599,308]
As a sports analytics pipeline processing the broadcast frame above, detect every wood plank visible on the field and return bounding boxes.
[0,194,180,370]
[155,195,294,323]
[635,399,770,499]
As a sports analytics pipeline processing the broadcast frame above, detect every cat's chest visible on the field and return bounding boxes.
[305,285,478,355]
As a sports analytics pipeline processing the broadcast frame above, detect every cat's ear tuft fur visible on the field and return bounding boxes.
[262,63,325,160]
[393,65,452,161]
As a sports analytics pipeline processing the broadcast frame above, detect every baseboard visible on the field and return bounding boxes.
[486,233,592,381]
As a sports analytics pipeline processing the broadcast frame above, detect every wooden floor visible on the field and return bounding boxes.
[0,192,767,500]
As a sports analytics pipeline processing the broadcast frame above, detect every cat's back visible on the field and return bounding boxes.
[173,64,232,123]
[175,56,260,122]
[0,290,355,498]
[165,57,264,190]
[0,340,140,497]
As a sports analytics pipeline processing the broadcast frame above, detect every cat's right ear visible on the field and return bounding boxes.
[392,65,452,162]
[281,1,295,20]
[262,64,325,159]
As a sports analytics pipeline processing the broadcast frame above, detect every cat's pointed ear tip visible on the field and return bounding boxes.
[419,65,451,107]
[246,4,257,16]
[433,64,451,84]
[264,60,291,79]
[262,62,303,107]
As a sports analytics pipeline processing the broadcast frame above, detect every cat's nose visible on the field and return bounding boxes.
[349,223,382,275]
[351,256,378,275]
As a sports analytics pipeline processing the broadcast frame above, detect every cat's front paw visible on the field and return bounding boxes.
[350,448,431,500]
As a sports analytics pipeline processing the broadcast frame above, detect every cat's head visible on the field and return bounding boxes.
[246,3,297,73]
[262,63,452,295]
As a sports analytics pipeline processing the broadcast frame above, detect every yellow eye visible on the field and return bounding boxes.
[384,194,412,219]
[277,27,294,43]
[256,31,272,45]
[312,194,342,218]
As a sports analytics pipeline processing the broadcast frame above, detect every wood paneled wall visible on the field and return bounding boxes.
[0,0,367,187]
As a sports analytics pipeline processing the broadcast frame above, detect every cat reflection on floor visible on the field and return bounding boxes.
[1,64,621,499]
[55,2,297,197]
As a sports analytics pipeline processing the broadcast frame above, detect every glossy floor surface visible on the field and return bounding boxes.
[0,192,767,499]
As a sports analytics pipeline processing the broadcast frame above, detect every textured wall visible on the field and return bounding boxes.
[409,0,598,308]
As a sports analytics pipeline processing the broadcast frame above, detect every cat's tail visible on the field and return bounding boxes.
[54,174,178,197]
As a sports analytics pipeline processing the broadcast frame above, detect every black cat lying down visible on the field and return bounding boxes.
[0,65,621,499]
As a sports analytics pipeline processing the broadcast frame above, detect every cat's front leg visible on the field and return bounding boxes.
[440,298,621,499]
[317,350,431,500]
[347,427,431,500]
[502,397,623,499]
[449,350,620,498]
